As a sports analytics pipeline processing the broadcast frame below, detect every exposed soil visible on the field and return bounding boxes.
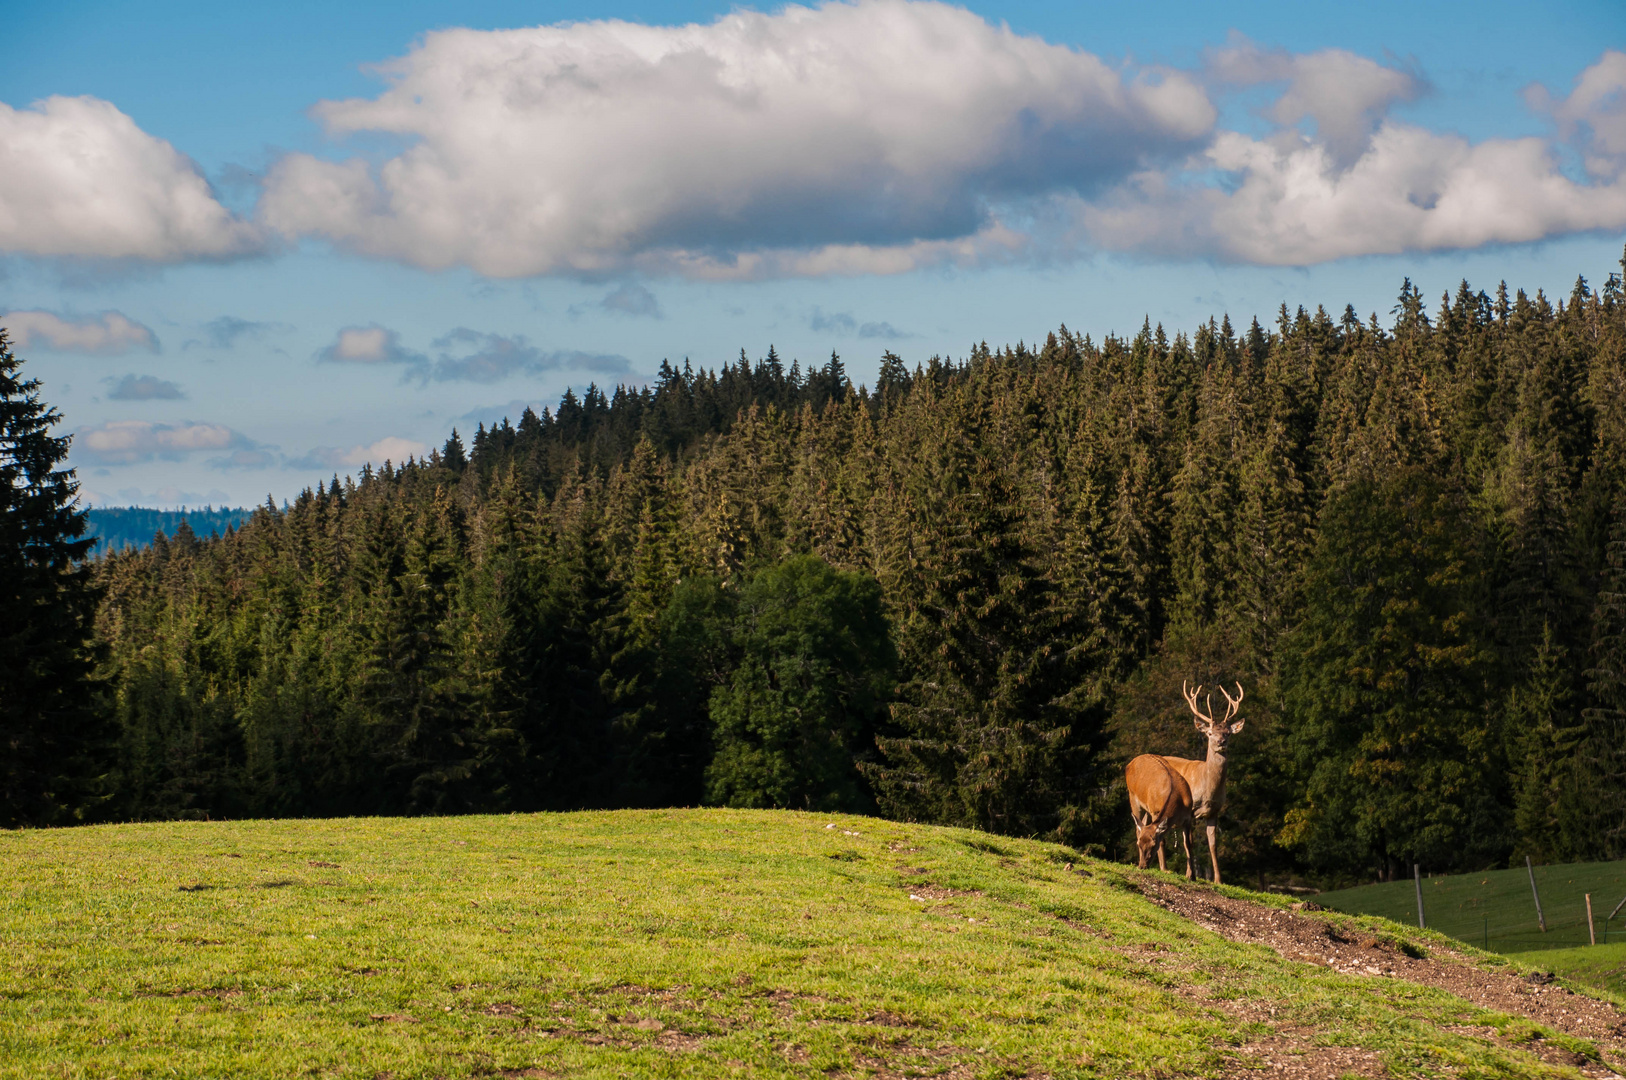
[1143,878,1626,1078]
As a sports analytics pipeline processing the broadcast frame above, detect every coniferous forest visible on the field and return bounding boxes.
[10,261,1626,889]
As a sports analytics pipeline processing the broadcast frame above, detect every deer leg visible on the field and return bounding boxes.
[1206,823,1221,885]
[1156,833,1168,872]
[1182,824,1195,880]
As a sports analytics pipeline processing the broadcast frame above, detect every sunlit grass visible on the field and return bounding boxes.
[0,810,1612,1078]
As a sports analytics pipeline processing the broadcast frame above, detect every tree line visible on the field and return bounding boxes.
[6,257,1626,887]
[84,506,252,556]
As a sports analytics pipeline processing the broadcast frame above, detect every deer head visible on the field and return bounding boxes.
[1182,680,1245,754]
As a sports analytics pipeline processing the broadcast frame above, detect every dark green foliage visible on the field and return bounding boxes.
[1279,473,1498,877]
[704,555,895,811]
[0,334,106,826]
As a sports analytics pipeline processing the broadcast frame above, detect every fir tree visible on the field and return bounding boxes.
[0,332,106,826]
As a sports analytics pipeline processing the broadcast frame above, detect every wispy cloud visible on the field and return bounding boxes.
[810,308,908,340]
[601,282,661,318]
[859,321,906,340]
[287,436,428,471]
[90,485,236,508]
[192,315,287,350]
[1527,49,1626,180]
[105,373,184,400]
[208,448,278,470]
[809,309,857,335]
[4,309,157,354]
[429,328,630,383]
[73,419,261,466]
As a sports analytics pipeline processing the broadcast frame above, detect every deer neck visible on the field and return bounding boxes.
[1190,745,1228,808]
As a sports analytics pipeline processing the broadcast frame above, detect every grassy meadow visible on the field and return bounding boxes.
[1317,861,1626,954]
[1,809,1616,1078]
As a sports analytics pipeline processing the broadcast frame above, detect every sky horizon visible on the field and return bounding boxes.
[5,0,1624,508]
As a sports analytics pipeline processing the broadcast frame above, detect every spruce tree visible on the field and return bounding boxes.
[0,332,106,826]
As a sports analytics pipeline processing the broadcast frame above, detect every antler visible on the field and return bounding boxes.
[1181,680,1215,724]
[1218,682,1245,724]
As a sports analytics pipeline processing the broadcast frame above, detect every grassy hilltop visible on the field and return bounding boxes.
[3,810,1621,1079]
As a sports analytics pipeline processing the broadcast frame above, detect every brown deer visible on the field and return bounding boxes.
[1125,754,1195,875]
[1157,681,1244,885]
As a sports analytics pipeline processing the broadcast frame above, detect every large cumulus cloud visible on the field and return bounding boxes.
[8,4,1621,274]
[1082,44,1626,266]
[258,0,1214,278]
[0,96,261,261]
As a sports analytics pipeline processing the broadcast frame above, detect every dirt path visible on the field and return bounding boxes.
[1142,879,1626,1078]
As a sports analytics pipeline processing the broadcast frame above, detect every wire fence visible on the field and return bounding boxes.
[1319,862,1626,954]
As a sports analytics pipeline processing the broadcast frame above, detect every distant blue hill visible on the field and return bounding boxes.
[84,506,255,556]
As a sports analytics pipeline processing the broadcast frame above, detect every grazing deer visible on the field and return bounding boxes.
[1157,681,1244,885]
[1125,754,1195,875]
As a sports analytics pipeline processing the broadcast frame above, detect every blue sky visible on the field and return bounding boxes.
[4,0,1624,507]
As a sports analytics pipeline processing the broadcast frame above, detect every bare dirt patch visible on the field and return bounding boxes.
[138,987,244,999]
[1143,879,1626,1077]
[1221,1031,1385,1078]
[905,885,979,902]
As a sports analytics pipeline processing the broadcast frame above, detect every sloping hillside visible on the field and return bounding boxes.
[3,810,1623,1078]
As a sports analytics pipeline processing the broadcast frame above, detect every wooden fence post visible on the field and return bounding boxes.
[1414,864,1426,930]
[1526,856,1546,933]
[1587,893,1596,947]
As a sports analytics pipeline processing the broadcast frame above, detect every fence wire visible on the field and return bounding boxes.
[1317,862,1626,954]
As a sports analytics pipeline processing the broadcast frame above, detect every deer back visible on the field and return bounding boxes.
[1126,754,1193,827]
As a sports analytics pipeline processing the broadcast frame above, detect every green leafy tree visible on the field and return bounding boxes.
[705,555,895,811]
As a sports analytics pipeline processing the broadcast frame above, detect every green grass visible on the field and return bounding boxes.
[0,809,1614,1078]
[1318,860,1626,954]
[1517,942,1626,998]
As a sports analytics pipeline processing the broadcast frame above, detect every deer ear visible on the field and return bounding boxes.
[1193,715,1207,731]
[1229,719,1245,734]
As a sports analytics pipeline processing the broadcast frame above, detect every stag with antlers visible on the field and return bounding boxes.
[1151,681,1244,885]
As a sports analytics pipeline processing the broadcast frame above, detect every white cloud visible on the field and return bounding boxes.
[1527,49,1626,179]
[1208,37,1425,167]
[74,419,253,465]
[289,436,429,471]
[0,96,261,260]
[258,0,1213,278]
[316,324,424,365]
[4,309,157,354]
[1083,121,1626,265]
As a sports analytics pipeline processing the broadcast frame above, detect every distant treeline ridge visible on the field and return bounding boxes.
[85,507,252,555]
